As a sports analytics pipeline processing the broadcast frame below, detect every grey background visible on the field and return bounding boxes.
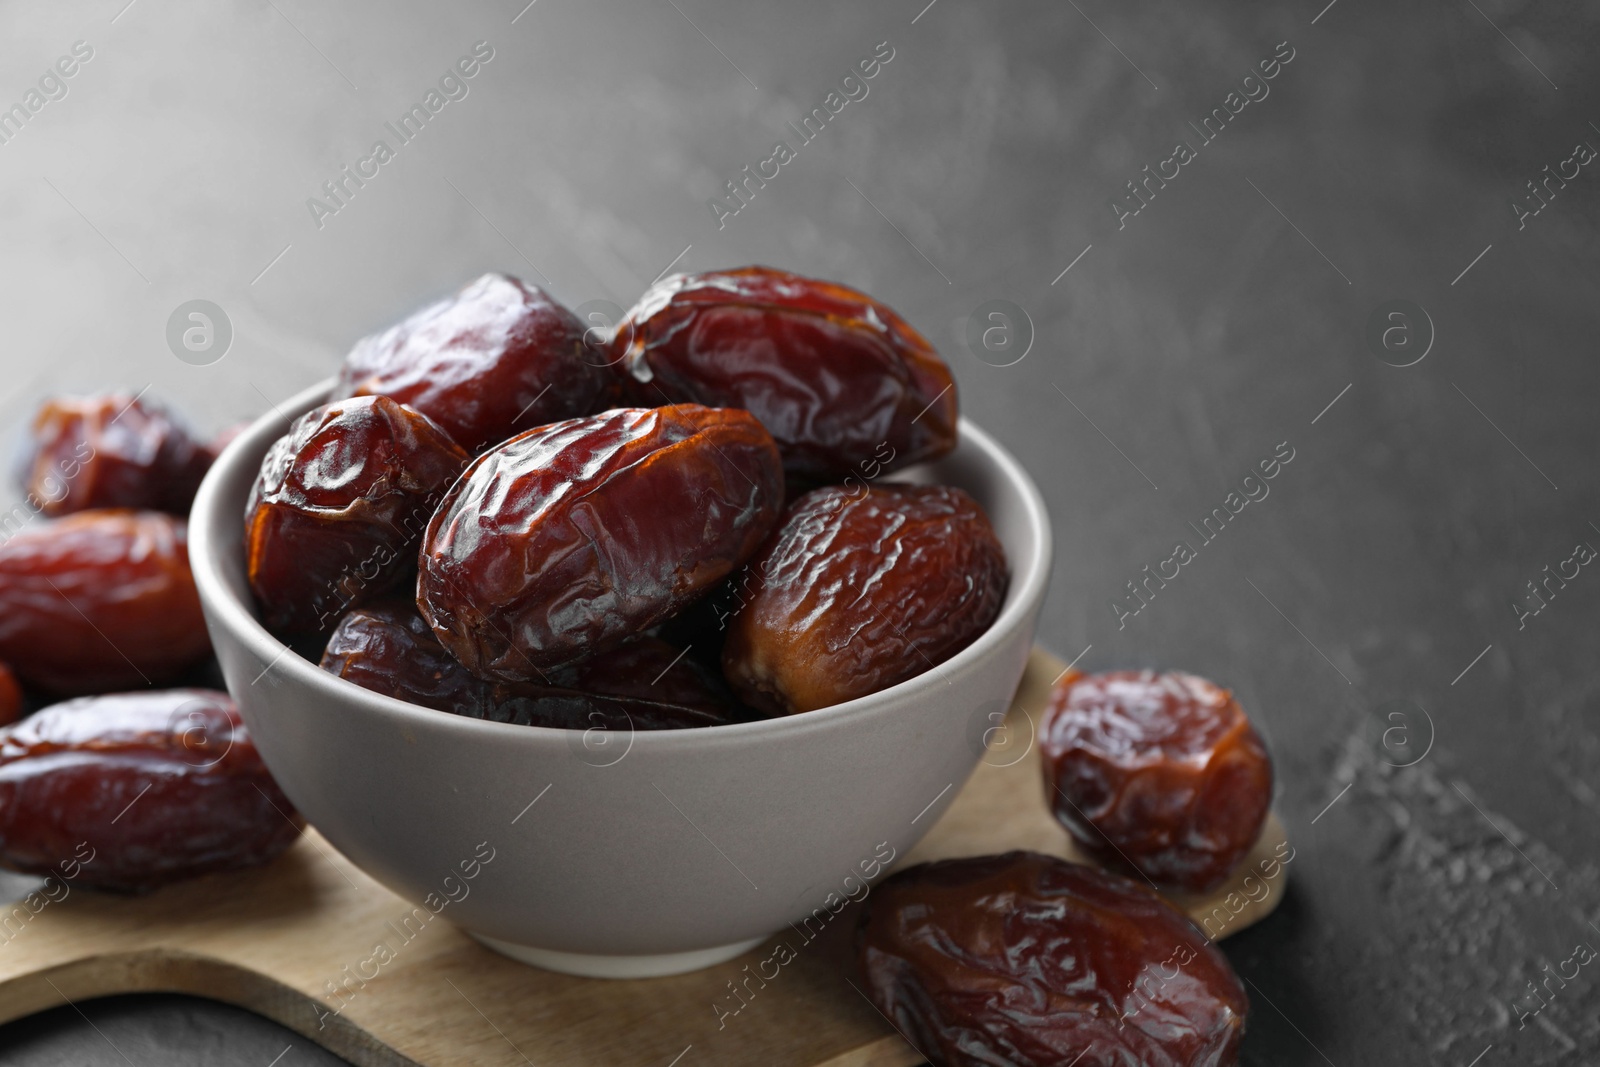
[1,0,1597,1063]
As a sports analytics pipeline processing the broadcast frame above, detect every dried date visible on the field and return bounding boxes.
[481,636,756,730]
[319,600,486,714]
[321,602,753,729]
[332,273,615,452]
[1040,670,1273,894]
[857,851,1248,1067]
[418,404,783,678]
[611,266,958,481]
[0,510,211,694]
[551,635,742,720]
[722,484,1007,715]
[17,393,213,517]
[0,689,303,892]
[245,395,469,634]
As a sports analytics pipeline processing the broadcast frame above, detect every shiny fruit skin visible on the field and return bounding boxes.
[244,395,469,635]
[612,266,957,481]
[332,273,615,453]
[0,510,210,695]
[18,393,212,517]
[0,689,303,892]
[722,484,1007,715]
[480,636,757,730]
[857,851,1248,1067]
[318,600,486,714]
[1040,670,1273,894]
[418,404,783,679]
[321,602,754,729]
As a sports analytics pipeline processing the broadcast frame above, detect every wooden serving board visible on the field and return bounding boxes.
[0,650,1288,1066]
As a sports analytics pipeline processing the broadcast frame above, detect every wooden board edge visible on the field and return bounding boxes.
[810,1035,923,1067]
[0,648,1295,1067]
[1175,811,1292,940]
[0,949,422,1067]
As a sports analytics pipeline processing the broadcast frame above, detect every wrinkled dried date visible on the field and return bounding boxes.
[245,395,469,634]
[0,689,303,892]
[611,266,958,481]
[332,273,616,452]
[321,601,754,729]
[418,404,783,678]
[0,510,210,694]
[319,600,486,714]
[857,851,1248,1067]
[479,636,756,730]
[722,484,1007,715]
[547,635,745,723]
[1040,670,1273,894]
[18,393,213,517]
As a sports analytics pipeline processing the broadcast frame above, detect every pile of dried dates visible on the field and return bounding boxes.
[0,393,301,890]
[253,268,1276,1065]
[246,266,1004,732]
[0,265,1280,1067]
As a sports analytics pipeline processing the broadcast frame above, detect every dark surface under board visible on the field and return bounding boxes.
[0,0,1597,1064]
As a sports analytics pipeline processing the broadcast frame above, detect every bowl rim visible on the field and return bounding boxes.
[189,378,1054,750]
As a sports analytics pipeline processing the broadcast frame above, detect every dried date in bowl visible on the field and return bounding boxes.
[190,378,1054,971]
[319,600,486,715]
[331,273,615,452]
[17,392,213,517]
[522,634,753,730]
[418,404,784,679]
[722,483,1008,715]
[320,602,754,729]
[244,395,469,635]
[0,509,210,694]
[1040,670,1273,894]
[857,851,1248,1067]
[611,266,958,482]
[0,689,303,892]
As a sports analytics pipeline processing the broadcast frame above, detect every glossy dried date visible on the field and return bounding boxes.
[17,393,213,517]
[722,484,1007,715]
[0,689,303,892]
[418,404,783,678]
[245,395,469,634]
[332,273,615,452]
[321,602,752,729]
[0,510,210,694]
[552,635,743,720]
[319,600,486,714]
[1040,670,1273,894]
[481,636,755,730]
[857,851,1248,1067]
[611,266,958,481]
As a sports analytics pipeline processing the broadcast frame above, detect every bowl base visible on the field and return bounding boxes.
[468,931,769,978]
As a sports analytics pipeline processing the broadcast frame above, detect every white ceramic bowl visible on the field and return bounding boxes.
[189,379,1051,977]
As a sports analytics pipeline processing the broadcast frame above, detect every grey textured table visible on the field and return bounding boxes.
[1,0,1597,1064]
